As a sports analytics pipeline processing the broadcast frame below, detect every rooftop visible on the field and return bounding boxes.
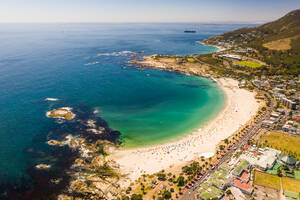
[240,148,280,170]
[279,154,297,166]
[233,179,253,193]
[198,183,223,200]
[240,171,250,182]
[233,160,249,176]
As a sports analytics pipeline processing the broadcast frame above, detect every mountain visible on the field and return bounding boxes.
[206,9,300,74]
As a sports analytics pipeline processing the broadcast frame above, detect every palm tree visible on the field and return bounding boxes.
[277,168,283,177]
[224,139,229,145]
[219,145,225,151]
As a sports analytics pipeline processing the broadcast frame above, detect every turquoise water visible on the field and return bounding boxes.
[0,23,249,186]
[103,74,225,147]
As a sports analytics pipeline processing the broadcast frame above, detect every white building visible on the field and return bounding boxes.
[218,54,242,60]
[240,148,281,170]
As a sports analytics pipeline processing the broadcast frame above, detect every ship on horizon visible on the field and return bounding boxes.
[184,30,196,33]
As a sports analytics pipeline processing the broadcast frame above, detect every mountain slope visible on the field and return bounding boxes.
[206,9,300,75]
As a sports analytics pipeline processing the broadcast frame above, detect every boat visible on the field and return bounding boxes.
[184,30,196,33]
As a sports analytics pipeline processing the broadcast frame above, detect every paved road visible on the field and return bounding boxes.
[180,94,274,200]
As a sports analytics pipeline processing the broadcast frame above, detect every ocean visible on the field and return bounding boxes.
[0,23,250,197]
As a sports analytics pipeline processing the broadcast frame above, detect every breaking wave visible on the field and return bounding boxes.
[84,61,99,66]
[97,50,136,57]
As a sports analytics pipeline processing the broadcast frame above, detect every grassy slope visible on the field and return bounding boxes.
[256,10,300,74]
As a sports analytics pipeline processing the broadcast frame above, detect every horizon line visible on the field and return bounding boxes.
[0,21,263,25]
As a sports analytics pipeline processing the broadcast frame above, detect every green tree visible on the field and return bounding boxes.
[131,194,143,200]
[157,173,166,181]
[122,195,130,200]
[162,190,172,199]
[219,145,225,151]
[177,176,185,186]
[277,168,282,177]
[126,187,132,194]
[182,161,200,175]
[226,189,232,195]
[224,138,229,145]
[178,187,182,194]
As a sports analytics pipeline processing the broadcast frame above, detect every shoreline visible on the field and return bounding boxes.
[197,41,226,52]
[109,78,260,188]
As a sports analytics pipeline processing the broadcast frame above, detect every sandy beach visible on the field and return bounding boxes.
[109,78,260,187]
[197,41,226,52]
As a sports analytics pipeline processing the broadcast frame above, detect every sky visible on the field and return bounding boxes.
[0,0,299,23]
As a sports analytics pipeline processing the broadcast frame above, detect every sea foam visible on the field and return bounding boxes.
[44,98,59,101]
[84,61,99,66]
[97,50,136,57]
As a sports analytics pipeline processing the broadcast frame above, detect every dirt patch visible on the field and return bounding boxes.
[253,185,280,200]
[263,35,300,51]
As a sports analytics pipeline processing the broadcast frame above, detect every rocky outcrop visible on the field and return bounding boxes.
[46,107,76,120]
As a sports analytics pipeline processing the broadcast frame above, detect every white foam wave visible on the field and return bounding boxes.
[84,61,99,66]
[97,50,136,57]
[93,107,100,114]
[195,41,204,45]
[44,98,59,101]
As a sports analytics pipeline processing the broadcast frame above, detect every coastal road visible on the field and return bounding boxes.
[180,99,273,200]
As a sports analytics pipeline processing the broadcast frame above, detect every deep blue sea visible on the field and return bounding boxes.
[0,23,251,191]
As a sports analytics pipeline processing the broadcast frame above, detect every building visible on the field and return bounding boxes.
[239,148,280,170]
[292,114,300,122]
[281,97,297,110]
[276,108,286,113]
[282,121,298,134]
[262,120,275,128]
[239,80,246,88]
[197,183,224,200]
[270,112,280,119]
[218,54,242,60]
[255,94,265,100]
[278,154,297,167]
[233,160,250,177]
[282,124,297,133]
[228,186,247,200]
[232,179,253,195]
[247,48,254,53]
[231,162,253,195]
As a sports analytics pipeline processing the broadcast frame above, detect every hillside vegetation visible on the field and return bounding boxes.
[206,9,300,75]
